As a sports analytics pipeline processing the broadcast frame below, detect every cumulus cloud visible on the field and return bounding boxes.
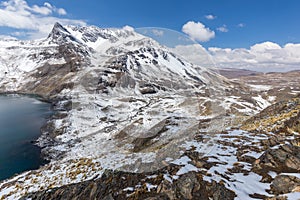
[217,25,228,33]
[182,21,215,42]
[171,44,213,67]
[123,25,134,32]
[31,4,52,15]
[171,41,300,72]
[209,41,300,72]
[0,0,85,39]
[205,14,216,20]
[57,8,67,15]
[44,2,52,9]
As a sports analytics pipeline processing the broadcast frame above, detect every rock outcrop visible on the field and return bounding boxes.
[22,169,236,200]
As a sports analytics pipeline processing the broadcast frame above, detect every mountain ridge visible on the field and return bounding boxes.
[0,23,299,200]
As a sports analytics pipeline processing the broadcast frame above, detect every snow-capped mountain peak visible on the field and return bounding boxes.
[48,22,83,45]
[65,25,136,43]
[0,22,226,95]
[64,24,155,54]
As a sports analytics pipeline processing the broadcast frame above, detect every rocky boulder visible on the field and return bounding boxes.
[270,174,300,195]
[253,144,300,174]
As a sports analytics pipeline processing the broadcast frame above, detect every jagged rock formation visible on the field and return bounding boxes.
[22,169,236,200]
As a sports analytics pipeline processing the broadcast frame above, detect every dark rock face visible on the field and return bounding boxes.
[22,168,235,200]
[48,22,77,44]
[253,145,300,174]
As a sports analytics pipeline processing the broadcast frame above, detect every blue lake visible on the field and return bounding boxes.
[0,95,52,181]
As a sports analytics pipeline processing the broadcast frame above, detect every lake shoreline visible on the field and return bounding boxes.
[0,92,52,104]
[0,94,54,181]
[0,91,73,162]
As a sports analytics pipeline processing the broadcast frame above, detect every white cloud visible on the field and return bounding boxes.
[0,0,85,39]
[57,8,67,15]
[208,41,300,72]
[171,41,300,72]
[182,21,215,42]
[205,14,216,20]
[250,42,281,53]
[11,31,27,37]
[0,34,17,40]
[44,2,52,9]
[217,25,228,33]
[122,25,134,32]
[238,23,245,28]
[171,44,213,67]
[31,4,52,15]
[152,29,164,36]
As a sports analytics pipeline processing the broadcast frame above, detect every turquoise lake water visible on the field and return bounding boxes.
[0,95,52,181]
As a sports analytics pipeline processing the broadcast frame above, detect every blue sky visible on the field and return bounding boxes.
[0,0,300,48]
[1,0,300,72]
[13,0,300,48]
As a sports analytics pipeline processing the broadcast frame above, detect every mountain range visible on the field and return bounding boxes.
[0,23,299,200]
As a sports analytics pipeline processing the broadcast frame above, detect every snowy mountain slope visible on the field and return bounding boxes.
[39,23,229,169]
[0,39,62,90]
[0,23,282,200]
